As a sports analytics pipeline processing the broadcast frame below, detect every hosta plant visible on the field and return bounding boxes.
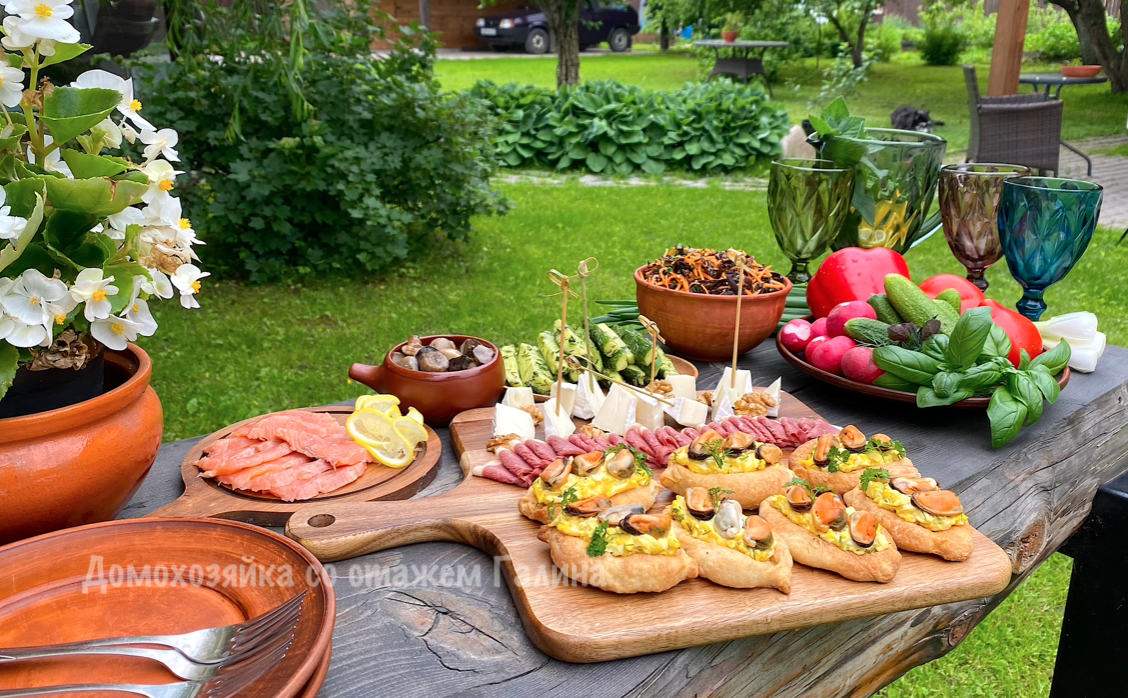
[0,0,203,404]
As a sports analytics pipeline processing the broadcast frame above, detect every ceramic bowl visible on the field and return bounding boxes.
[349,335,505,426]
[1061,65,1102,78]
[635,268,792,362]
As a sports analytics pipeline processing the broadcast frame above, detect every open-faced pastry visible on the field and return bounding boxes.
[787,426,918,494]
[519,446,661,524]
[759,478,901,583]
[660,429,794,509]
[668,488,792,592]
[844,469,973,562]
[538,501,698,594]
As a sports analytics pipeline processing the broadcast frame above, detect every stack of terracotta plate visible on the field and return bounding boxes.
[0,518,335,696]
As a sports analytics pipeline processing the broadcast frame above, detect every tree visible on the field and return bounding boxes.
[542,0,585,87]
[809,0,883,68]
[1048,0,1128,93]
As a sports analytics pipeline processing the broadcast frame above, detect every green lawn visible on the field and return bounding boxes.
[143,181,1122,695]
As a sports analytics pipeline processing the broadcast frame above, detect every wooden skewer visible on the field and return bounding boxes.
[548,269,576,418]
[564,356,676,407]
[576,257,599,390]
[638,314,665,388]
[731,258,748,390]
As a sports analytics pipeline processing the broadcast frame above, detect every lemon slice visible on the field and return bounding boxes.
[405,407,424,425]
[346,409,414,468]
[394,415,428,448]
[355,394,400,413]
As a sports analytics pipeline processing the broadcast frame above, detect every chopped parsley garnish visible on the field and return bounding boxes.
[708,487,735,510]
[548,485,578,521]
[586,521,610,557]
[784,477,829,498]
[825,446,851,473]
[867,437,907,459]
[704,439,731,469]
[605,443,652,476]
[890,440,907,459]
[859,468,891,493]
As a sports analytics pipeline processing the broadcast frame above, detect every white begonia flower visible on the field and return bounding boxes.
[69,267,117,321]
[105,204,144,240]
[71,70,154,131]
[140,268,173,299]
[139,128,179,162]
[29,135,72,177]
[143,194,200,246]
[90,314,139,350]
[119,119,139,144]
[0,61,23,108]
[123,297,156,336]
[171,263,207,309]
[0,187,28,242]
[0,16,55,54]
[4,0,80,43]
[92,117,122,150]
[141,160,183,203]
[2,268,67,327]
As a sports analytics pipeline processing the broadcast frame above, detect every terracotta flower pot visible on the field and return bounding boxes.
[0,344,162,546]
[1060,65,1102,78]
[722,31,739,43]
[348,335,505,426]
[635,268,792,362]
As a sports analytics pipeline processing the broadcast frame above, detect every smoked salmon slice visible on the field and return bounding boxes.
[242,458,332,494]
[198,438,293,477]
[231,411,372,466]
[214,452,313,491]
[270,462,367,502]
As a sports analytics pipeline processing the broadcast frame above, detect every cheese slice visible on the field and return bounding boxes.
[592,383,637,435]
[712,393,735,422]
[713,368,752,416]
[572,373,605,420]
[549,381,577,416]
[665,375,697,400]
[761,377,781,417]
[501,386,535,410]
[543,398,576,439]
[633,393,666,432]
[667,397,708,428]
[492,403,535,442]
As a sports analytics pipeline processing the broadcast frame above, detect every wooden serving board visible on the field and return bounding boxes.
[148,405,442,526]
[286,394,1012,664]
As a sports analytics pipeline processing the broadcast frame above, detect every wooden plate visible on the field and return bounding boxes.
[533,354,698,402]
[0,518,335,697]
[776,332,1070,409]
[148,406,442,526]
[287,396,1013,664]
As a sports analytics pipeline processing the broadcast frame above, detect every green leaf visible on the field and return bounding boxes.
[931,371,962,398]
[1019,349,1031,370]
[958,364,1003,392]
[598,140,617,157]
[1031,341,1071,375]
[0,342,18,403]
[60,150,129,178]
[1,242,57,278]
[1029,365,1061,404]
[807,115,834,139]
[4,178,46,218]
[988,386,1027,448]
[859,467,891,493]
[44,177,148,217]
[103,263,136,315]
[585,152,607,172]
[873,346,942,385]
[640,158,665,174]
[0,189,45,274]
[872,372,918,392]
[980,325,1012,361]
[39,43,92,68]
[0,123,27,152]
[944,306,993,371]
[921,334,950,361]
[44,209,100,254]
[917,385,973,408]
[1008,372,1045,426]
[40,87,121,146]
[114,171,150,185]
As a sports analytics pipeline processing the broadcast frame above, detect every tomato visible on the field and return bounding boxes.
[919,274,986,314]
[980,299,1043,367]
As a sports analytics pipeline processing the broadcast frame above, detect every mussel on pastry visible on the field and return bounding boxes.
[713,499,744,539]
[722,431,756,454]
[598,504,646,527]
[605,448,637,479]
[743,514,774,551]
[684,487,716,521]
[688,429,723,460]
[539,458,571,489]
[812,434,836,465]
[755,443,783,464]
[839,425,866,452]
[565,496,612,518]
[813,492,848,532]
[571,451,605,477]
[870,433,893,447]
[890,476,939,495]
[619,513,672,537]
[785,484,813,512]
[848,511,879,548]
[911,490,964,518]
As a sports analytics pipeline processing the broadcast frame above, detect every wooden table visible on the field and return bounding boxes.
[121,342,1128,697]
[1018,72,1110,176]
[692,40,789,97]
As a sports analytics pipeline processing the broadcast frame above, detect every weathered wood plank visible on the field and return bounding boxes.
[123,343,1128,697]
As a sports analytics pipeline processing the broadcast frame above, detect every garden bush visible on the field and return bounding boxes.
[469,80,791,175]
[918,22,965,66]
[1027,23,1082,61]
[866,24,903,62]
[132,1,508,281]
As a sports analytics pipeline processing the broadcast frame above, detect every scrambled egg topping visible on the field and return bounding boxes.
[532,466,651,507]
[864,481,968,532]
[768,494,891,555]
[670,497,774,562]
[670,446,767,475]
[553,514,680,557]
[798,447,901,474]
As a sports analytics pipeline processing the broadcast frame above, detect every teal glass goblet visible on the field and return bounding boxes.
[997,177,1103,321]
[768,158,855,285]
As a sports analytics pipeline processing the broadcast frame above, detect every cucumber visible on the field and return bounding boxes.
[619,327,656,366]
[621,364,649,387]
[884,275,959,334]
[518,343,554,395]
[537,331,561,376]
[873,373,919,392]
[844,318,891,346]
[500,345,523,387]
[868,294,903,325]
[655,347,678,377]
[936,288,963,315]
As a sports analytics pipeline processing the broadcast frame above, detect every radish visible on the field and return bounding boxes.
[826,301,878,338]
[780,319,813,353]
[808,336,856,375]
[841,346,885,384]
[804,335,830,356]
[810,317,829,340]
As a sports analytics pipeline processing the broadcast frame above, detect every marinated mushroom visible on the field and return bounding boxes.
[402,335,425,356]
[415,346,450,372]
[472,345,495,365]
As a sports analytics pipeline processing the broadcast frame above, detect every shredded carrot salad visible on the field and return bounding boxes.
[641,247,786,296]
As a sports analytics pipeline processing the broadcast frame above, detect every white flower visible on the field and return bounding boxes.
[141,160,183,203]
[3,0,80,43]
[0,62,23,108]
[119,119,139,145]
[69,267,117,321]
[139,128,179,162]
[1,268,75,344]
[0,187,28,242]
[170,263,207,309]
[92,117,122,150]
[90,314,139,350]
[105,205,144,240]
[143,194,199,246]
[0,16,54,54]
[123,297,156,336]
[29,135,72,177]
[140,268,173,299]
[71,70,154,131]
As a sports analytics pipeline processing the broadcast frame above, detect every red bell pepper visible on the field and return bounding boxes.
[980,299,1043,367]
[919,274,986,314]
[807,247,911,318]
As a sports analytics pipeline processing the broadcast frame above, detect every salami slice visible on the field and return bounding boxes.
[625,429,654,456]
[569,434,596,452]
[590,437,611,451]
[682,428,701,441]
[640,428,663,454]
[607,433,623,446]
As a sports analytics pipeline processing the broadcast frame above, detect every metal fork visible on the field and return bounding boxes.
[0,631,289,698]
[0,591,306,667]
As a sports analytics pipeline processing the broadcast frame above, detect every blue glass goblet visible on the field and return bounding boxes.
[997,177,1103,320]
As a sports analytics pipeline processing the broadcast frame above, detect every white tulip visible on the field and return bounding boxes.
[71,70,154,131]
[171,263,207,309]
[69,267,117,321]
[139,128,179,162]
[3,0,80,43]
[90,314,139,350]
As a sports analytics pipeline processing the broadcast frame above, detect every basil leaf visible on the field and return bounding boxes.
[932,371,963,398]
[959,364,1003,392]
[1009,372,1044,425]
[873,373,918,392]
[1031,341,1071,375]
[918,385,973,408]
[980,324,1012,361]
[1030,364,1061,404]
[873,346,942,385]
[988,386,1028,448]
[888,323,916,343]
[945,307,993,371]
[1019,349,1031,370]
[921,318,943,340]
[921,334,949,361]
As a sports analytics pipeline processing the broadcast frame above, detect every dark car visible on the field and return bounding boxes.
[474,1,639,55]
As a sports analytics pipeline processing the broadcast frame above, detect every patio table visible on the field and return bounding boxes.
[692,40,789,97]
[121,341,1128,698]
[1018,72,1110,176]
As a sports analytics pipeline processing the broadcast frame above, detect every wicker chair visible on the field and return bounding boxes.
[964,65,1064,175]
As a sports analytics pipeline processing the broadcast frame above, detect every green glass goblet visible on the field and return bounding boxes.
[768,158,855,285]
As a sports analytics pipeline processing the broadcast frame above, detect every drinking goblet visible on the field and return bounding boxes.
[768,158,854,285]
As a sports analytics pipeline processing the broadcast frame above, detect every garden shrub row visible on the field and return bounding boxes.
[469,80,792,175]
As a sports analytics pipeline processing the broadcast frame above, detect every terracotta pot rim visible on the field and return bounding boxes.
[0,343,152,443]
[382,335,501,383]
[634,268,793,302]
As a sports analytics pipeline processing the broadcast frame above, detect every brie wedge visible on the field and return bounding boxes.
[665,374,697,400]
[543,398,576,439]
[572,373,606,420]
[634,392,666,432]
[667,397,708,428]
[549,381,578,416]
[760,377,781,417]
[501,386,535,410]
[492,403,535,442]
[712,393,735,422]
[712,368,751,421]
[592,383,638,435]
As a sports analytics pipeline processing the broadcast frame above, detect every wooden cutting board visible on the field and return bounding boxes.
[148,406,442,526]
[286,394,1013,663]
